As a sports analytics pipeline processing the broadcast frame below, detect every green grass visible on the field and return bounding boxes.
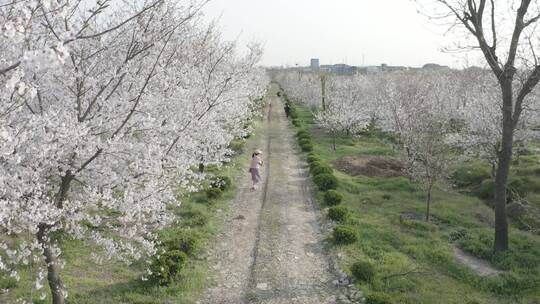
[284,97,540,304]
[0,107,268,304]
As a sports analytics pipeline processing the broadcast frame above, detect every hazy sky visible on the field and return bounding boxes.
[203,0,468,68]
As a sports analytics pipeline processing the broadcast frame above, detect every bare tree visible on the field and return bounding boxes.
[422,0,540,251]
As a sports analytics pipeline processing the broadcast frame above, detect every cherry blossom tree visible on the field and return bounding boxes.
[376,71,458,221]
[278,70,459,220]
[447,69,540,176]
[315,75,376,149]
[0,1,267,303]
[420,0,540,251]
[276,71,322,108]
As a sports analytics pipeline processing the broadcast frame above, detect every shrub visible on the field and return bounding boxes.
[311,165,333,176]
[351,260,376,283]
[310,160,326,171]
[448,228,469,242]
[210,175,232,191]
[298,137,312,146]
[306,153,321,164]
[365,292,393,304]
[473,179,495,200]
[307,156,321,164]
[328,205,348,222]
[296,129,310,138]
[290,110,299,119]
[473,177,539,201]
[508,176,540,198]
[177,208,208,227]
[324,190,343,206]
[297,130,311,140]
[159,229,202,256]
[451,164,490,188]
[333,225,358,244]
[0,275,17,290]
[313,174,338,191]
[149,250,188,286]
[297,134,312,142]
[206,187,222,199]
[149,227,200,286]
[300,141,313,152]
[292,119,301,127]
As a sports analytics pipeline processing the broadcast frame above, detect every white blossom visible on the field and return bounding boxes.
[0,0,268,301]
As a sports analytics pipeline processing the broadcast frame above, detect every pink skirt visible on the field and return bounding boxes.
[249,168,261,183]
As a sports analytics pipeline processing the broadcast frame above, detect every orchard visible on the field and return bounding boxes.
[0,0,266,303]
[2,0,540,304]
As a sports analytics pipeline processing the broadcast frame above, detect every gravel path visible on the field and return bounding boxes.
[201,86,342,304]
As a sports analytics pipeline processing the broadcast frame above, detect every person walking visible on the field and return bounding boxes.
[284,103,291,118]
[249,149,263,190]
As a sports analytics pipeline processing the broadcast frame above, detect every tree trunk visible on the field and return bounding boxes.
[37,225,64,304]
[494,82,514,252]
[426,183,433,222]
[321,76,326,110]
[39,171,73,304]
[333,132,336,151]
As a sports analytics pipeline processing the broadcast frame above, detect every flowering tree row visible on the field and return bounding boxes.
[276,68,540,222]
[0,0,267,303]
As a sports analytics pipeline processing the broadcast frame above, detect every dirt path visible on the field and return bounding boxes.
[453,246,502,277]
[201,86,341,304]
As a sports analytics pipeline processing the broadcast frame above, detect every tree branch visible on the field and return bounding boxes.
[514,65,540,124]
[65,0,163,44]
[0,61,21,76]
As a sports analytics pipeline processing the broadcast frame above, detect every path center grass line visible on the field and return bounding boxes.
[247,98,273,292]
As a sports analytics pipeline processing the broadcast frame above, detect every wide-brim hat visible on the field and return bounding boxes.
[254,149,263,154]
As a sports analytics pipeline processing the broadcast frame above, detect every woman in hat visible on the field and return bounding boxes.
[249,149,264,190]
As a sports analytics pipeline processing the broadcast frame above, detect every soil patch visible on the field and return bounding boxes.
[334,155,405,178]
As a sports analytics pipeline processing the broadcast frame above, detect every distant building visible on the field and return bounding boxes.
[422,63,450,70]
[320,63,357,75]
[310,58,320,70]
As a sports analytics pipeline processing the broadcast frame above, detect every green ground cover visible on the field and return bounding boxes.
[283,92,540,304]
